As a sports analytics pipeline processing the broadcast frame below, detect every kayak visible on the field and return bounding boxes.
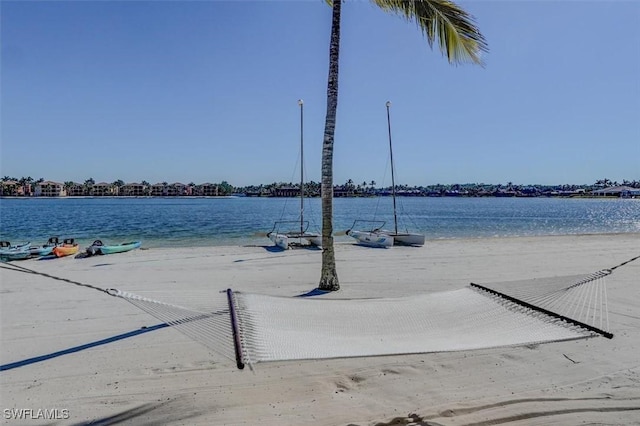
[52,239,79,258]
[29,237,61,257]
[0,241,31,261]
[86,240,141,256]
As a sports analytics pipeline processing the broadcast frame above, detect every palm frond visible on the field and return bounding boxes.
[372,0,488,66]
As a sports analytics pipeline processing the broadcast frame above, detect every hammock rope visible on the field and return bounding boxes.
[108,289,237,364]
[470,270,612,339]
[0,261,111,294]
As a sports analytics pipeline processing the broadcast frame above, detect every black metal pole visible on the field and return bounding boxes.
[299,99,304,237]
[386,101,398,234]
[470,283,613,339]
[226,288,245,369]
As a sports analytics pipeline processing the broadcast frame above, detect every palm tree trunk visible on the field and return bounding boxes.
[318,0,341,291]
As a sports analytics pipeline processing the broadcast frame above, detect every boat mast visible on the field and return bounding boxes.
[386,101,398,234]
[299,99,304,237]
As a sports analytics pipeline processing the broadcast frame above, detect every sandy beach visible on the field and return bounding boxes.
[1,233,639,425]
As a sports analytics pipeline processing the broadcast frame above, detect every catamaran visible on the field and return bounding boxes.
[267,100,321,250]
[347,101,425,247]
[346,220,394,248]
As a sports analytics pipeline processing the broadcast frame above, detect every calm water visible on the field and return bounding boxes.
[0,197,638,248]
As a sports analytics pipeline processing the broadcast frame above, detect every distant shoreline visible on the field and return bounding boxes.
[0,195,240,200]
[0,194,634,200]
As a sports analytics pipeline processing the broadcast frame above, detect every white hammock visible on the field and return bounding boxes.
[110,270,612,369]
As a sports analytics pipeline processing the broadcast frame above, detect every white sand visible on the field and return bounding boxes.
[1,234,639,425]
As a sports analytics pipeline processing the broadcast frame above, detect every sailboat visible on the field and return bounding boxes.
[267,100,322,250]
[347,101,425,247]
[345,220,394,248]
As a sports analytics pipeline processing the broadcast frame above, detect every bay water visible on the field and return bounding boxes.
[1,197,638,248]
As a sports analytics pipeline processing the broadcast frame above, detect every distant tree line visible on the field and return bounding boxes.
[0,176,234,197]
[1,176,638,198]
[236,178,639,197]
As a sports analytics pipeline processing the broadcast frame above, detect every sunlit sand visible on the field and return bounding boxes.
[1,234,639,425]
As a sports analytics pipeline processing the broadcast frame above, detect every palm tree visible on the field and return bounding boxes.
[318,0,487,291]
[64,181,74,196]
[83,178,95,196]
[141,180,150,196]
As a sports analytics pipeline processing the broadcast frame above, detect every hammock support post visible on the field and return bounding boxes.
[226,289,245,369]
[470,282,614,339]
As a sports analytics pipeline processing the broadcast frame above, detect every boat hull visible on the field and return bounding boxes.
[286,232,322,248]
[381,231,425,247]
[0,250,31,261]
[268,233,289,250]
[0,242,31,261]
[267,222,321,249]
[29,237,60,257]
[346,230,393,248]
[29,246,55,256]
[304,234,322,247]
[52,244,79,258]
[90,241,141,255]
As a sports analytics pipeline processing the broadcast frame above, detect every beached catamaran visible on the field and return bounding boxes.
[347,101,425,247]
[267,100,321,250]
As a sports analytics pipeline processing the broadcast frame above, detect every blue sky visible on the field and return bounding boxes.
[1,0,639,187]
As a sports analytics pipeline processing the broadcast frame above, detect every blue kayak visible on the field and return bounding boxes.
[86,240,142,256]
[29,237,61,257]
[0,241,31,261]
